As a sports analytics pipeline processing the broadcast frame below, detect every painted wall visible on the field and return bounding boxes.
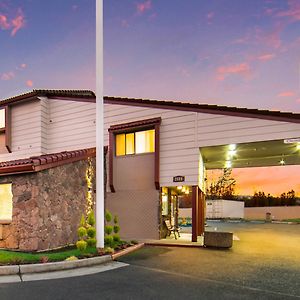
[107,152,159,239]
[0,98,96,163]
[104,104,199,187]
[45,98,96,153]
[0,100,44,162]
[104,103,300,187]
[244,206,300,220]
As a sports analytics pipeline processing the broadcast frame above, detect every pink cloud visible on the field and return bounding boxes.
[296,99,300,103]
[20,63,26,69]
[277,91,295,97]
[1,71,15,80]
[0,9,25,36]
[216,62,251,81]
[276,0,300,21]
[0,14,10,29]
[26,80,33,87]
[136,0,151,15]
[257,53,276,61]
[11,9,25,36]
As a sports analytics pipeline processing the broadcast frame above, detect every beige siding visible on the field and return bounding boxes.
[104,104,199,186]
[105,103,300,187]
[197,113,300,146]
[46,99,96,153]
[0,100,43,162]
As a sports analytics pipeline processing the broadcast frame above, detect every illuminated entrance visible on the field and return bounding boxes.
[160,185,205,242]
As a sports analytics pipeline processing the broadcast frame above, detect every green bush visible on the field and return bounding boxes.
[104,235,114,247]
[104,247,114,254]
[130,240,138,245]
[87,211,96,226]
[80,214,86,227]
[76,240,87,252]
[113,234,120,243]
[86,238,97,248]
[105,225,113,235]
[114,215,118,224]
[87,227,96,238]
[105,210,112,222]
[113,225,120,234]
[78,226,87,239]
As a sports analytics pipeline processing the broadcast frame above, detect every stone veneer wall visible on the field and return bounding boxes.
[0,157,96,251]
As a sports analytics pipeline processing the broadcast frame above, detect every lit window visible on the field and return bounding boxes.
[126,133,135,155]
[116,134,125,156]
[0,184,13,222]
[115,129,155,156]
[136,129,155,154]
[0,109,5,128]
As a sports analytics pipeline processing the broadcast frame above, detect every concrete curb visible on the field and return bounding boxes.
[111,243,144,260]
[0,265,19,276]
[0,255,112,276]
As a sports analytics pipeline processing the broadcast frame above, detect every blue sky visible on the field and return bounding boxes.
[1,0,300,113]
[0,0,95,99]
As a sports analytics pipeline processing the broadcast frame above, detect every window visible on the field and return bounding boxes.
[0,109,5,129]
[116,129,155,156]
[0,184,13,222]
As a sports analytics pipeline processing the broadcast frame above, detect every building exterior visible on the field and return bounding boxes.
[0,90,97,251]
[1,90,300,249]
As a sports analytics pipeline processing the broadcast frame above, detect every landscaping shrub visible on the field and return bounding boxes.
[105,225,113,235]
[104,247,114,254]
[105,210,112,222]
[87,227,96,238]
[76,240,87,252]
[113,234,120,243]
[87,211,96,226]
[87,238,97,248]
[113,225,120,234]
[78,226,87,239]
[104,235,114,247]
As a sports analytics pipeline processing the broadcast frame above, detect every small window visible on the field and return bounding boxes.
[0,183,13,222]
[0,109,5,128]
[116,129,155,156]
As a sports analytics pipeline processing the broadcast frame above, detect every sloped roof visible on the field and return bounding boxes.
[1,89,299,123]
[0,89,95,106]
[104,96,300,124]
[0,147,100,176]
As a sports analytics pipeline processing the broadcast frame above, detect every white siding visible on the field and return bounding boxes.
[104,104,199,186]
[45,99,96,153]
[105,103,300,188]
[197,113,300,146]
[0,100,43,162]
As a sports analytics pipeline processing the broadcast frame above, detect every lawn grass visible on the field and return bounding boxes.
[282,218,300,223]
[0,247,98,265]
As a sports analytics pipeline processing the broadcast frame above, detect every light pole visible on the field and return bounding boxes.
[96,0,104,249]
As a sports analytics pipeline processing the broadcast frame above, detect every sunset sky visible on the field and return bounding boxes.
[0,0,299,195]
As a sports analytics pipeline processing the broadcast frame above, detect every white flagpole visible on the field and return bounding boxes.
[96,0,104,248]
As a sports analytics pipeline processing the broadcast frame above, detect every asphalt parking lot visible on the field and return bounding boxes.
[0,222,299,299]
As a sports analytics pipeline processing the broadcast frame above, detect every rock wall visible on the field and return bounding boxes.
[0,157,97,251]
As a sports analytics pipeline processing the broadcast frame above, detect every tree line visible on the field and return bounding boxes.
[206,168,299,207]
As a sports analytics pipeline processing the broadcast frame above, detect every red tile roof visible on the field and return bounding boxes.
[0,148,100,176]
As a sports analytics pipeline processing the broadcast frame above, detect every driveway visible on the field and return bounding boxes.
[0,222,299,299]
